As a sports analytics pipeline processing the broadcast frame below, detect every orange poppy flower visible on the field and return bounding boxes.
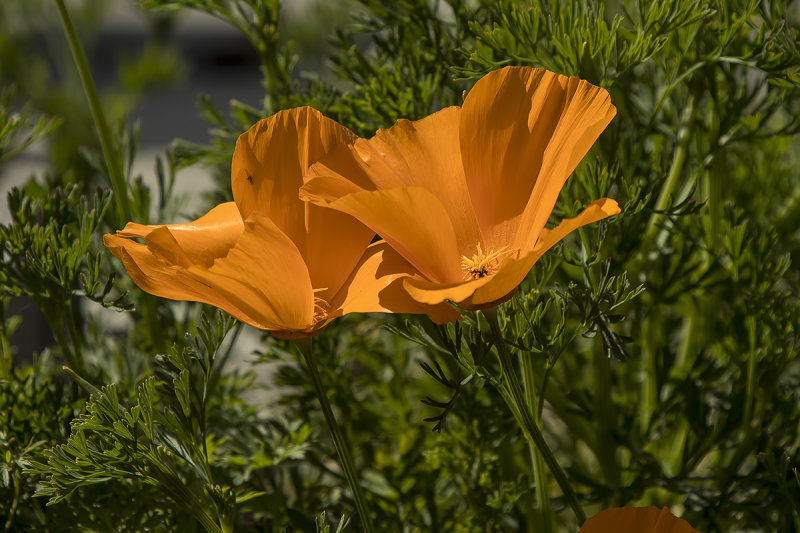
[579,506,701,532]
[104,107,457,337]
[300,67,620,311]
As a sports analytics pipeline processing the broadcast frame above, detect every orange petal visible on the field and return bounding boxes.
[183,214,315,331]
[105,212,315,331]
[303,203,375,305]
[529,198,620,253]
[468,198,619,306]
[306,107,482,257]
[403,199,618,308]
[117,202,243,267]
[459,67,616,252]
[301,185,463,284]
[231,107,373,299]
[231,106,357,247]
[579,506,701,533]
[327,241,461,324]
[103,232,269,330]
[403,275,494,308]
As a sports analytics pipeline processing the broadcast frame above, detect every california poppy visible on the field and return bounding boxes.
[104,107,456,337]
[300,67,619,311]
[579,506,701,533]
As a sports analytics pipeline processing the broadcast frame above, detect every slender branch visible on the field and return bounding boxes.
[157,471,222,533]
[295,337,376,533]
[2,470,21,533]
[64,301,85,369]
[640,96,696,250]
[55,0,133,224]
[46,309,86,376]
[0,304,12,379]
[483,308,586,525]
[521,351,553,533]
[743,316,757,430]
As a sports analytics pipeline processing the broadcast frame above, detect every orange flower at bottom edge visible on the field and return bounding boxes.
[103,107,458,338]
[300,66,620,312]
[579,506,701,533]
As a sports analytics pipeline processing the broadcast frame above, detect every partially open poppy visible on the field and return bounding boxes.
[579,506,701,532]
[104,107,457,337]
[300,67,619,311]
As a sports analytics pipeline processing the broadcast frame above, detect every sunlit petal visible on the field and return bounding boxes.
[183,214,315,331]
[460,67,616,252]
[528,198,619,254]
[231,106,357,247]
[307,107,481,256]
[117,202,243,267]
[103,232,268,330]
[301,185,463,283]
[231,107,373,302]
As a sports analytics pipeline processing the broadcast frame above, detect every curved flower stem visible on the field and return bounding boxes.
[295,337,376,533]
[483,308,586,525]
[55,0,132,225]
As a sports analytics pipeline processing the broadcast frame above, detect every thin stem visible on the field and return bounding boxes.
[46,309,86,376]
[520,352,553,533]
[0,301,7,376]
[640,96,696,250]
[65,301,85,368]
[483,308,586,525]
[0,333,10,379]
[743,316,757,429]
[0,306,12,379]
[158,472,222,533]
[295,337,376,533]
[148,448,223,533]
[55,0,132,224]
[2,470,20,533]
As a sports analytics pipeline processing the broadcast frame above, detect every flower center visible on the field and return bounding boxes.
[460,244,514,280]
[313,288,328,323]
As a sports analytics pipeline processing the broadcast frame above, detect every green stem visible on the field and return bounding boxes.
[46,309,86,376]
[65,301,85,368]
[638,316,658,434]
[592,341,619,494]
[55,0,132,224]
[640,96,696,251]
[743,316,757,429]
[520,349,553,533]
[0,308,12,379]
[483,308,586,525]
[295,337,376,533]
[150,449,223,533]
[2,470,20,533]
[161,474,222,533]
[0,334,10,379]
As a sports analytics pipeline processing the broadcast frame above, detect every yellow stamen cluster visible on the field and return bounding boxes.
[312,288,328,322]
[460,244,514,280]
